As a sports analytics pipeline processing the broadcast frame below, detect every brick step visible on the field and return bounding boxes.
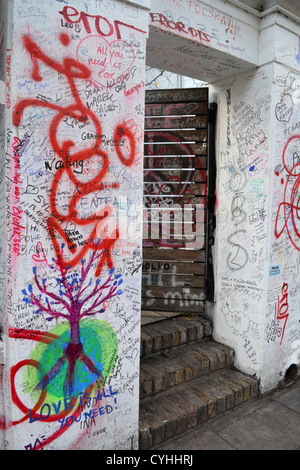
[140,339,235,399]
[141,314,212,358]
[139,368,259,450]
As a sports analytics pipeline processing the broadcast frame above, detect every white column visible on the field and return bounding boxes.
[209,8,300,395]
[1,0,149,450]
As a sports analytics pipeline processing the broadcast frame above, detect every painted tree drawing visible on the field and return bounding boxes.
[22,241,123,397]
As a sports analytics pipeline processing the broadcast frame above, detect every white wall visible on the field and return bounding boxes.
[208,64,273,383]
[263,61,300,392]
[1,0,148,450]
[209,11,300,394]
[146,0,260,82]
[1,0,300,451]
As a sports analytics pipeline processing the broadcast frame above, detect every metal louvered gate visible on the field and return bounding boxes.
[142,88,209,315]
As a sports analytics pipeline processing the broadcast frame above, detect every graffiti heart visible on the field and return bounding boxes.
[275,94,293,123]
[76,35,135,87]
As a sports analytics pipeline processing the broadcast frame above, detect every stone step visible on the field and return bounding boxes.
[140,339,235,399]
[139,368,259,450]
[141,314,213,358]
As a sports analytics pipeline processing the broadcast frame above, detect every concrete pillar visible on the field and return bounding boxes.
[209,7,300,394]
[0,0,149,450]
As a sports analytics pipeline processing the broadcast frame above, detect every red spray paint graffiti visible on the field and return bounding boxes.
[13,32,136,274]
[275,282,289,345]
[149,13,212,43]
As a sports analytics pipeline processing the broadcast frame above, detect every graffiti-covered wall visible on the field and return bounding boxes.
[0,0,9,450]
[1,0,148,450]
[209,11,300,393]
[266,62,300,392]
[146,0,259,83]
[209,65,272,381]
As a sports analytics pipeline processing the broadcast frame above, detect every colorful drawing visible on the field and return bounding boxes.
[5,21,140,448]
[21,241,123,396]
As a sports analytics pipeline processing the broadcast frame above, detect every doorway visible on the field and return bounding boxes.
[141,87,210,324]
